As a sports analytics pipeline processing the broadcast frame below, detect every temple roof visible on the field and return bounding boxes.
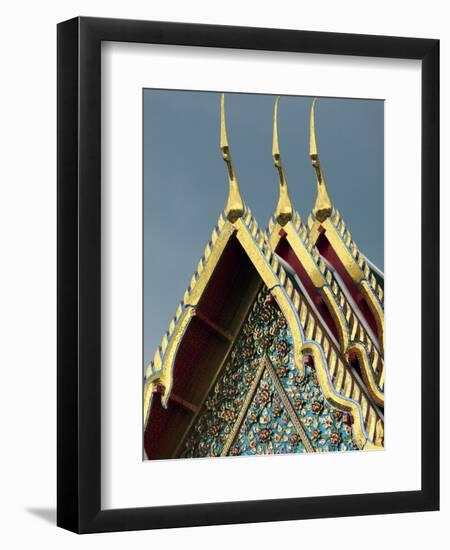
[305,99,384,355]
[144,95,384,452]
[268,97,384,411]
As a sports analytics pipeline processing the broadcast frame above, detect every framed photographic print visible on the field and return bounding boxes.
[57,17,439,533]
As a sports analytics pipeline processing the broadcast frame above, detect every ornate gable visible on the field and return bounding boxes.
[144,95,384,460]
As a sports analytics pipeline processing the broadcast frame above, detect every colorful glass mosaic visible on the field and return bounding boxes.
[180,287,359,458]
[231,369,308,456]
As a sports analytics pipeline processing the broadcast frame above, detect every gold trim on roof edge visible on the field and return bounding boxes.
[304,343,382,450]
[145,210,383,448]
[268,216,349,349]
[306,98,384,354]
[326,209,384,304]
[272,279,383,449]
[144,213,234,422]
[268,214,384,407]
[308,212,385,355]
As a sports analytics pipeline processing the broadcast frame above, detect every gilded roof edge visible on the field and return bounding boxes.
[145,208,384,449]
[268,213,384,409]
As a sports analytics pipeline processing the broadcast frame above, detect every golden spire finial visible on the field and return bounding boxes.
[272,96,293,226]
[310,98,333,222]
[220,93,244,223]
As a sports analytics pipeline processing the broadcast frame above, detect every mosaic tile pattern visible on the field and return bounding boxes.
[274,360,359,453]
[230,369,307,456]
[180,287,359,458]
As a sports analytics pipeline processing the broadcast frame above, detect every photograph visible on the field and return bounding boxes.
[143,90,385,460]
[0,0,442,542]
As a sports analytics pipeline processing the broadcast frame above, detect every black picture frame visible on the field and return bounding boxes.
[57,16,439,533]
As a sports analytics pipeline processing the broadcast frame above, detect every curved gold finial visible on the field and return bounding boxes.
[272,97,293,226]
[220,94,244,223]
[310,98,333,222]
